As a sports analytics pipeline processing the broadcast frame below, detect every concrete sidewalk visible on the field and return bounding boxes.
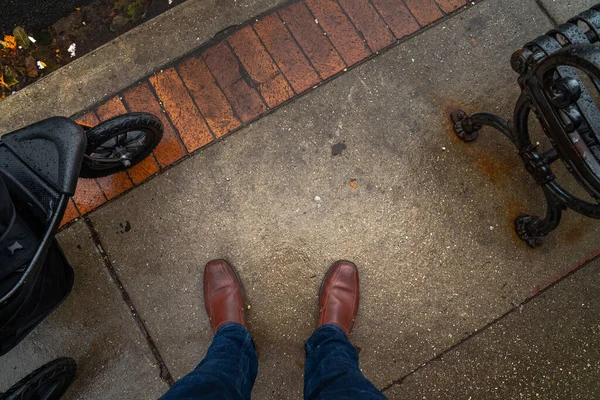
[387,256,600,399]
[2,0,600,399]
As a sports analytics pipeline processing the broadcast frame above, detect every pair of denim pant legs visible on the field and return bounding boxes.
[160,323,385,399]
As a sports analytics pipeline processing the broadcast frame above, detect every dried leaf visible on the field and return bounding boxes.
[127,1,145,21]
[13,27,31,49]
[0,71,7,89]
[349,181,357,189]
[2,66,20,87]
[3,35,17,50]
[25,56,38,77]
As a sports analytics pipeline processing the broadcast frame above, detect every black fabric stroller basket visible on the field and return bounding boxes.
[0,173,74,357]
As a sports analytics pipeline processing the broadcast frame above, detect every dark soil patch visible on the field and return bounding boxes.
[0,0,186,101]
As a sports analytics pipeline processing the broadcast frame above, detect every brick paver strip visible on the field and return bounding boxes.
[203,41,267,123]
[126,153,160,185]
[72,112,108,215]
[336,0,395,52]
[96,95,128,120]
[122,81,188,167]
[149,68,214,152]
[254,12,320,94]
[435,0,467,13]
[77,110,101,127]
[370,0,421,39]
[228,26,295,108]
[404,0,444,26]
[177,56,241,137]
[278,2,345,80]
[59,0,471,225]
[305,0,371,65]
[96,96,160,186]
[73,177,107,215]
[60,199,80,228]
[97,170,134,201]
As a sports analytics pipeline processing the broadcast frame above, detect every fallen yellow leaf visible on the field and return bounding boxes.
[75,7,81,11]
[3,35,17,50]
[38,61,47,68]
[349,181,357,189]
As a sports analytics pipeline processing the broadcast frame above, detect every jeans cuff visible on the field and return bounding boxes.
[215,322,249,335]
[215,322,257,354]
[316,323,347,337]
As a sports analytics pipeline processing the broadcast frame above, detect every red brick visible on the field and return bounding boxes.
[337,0,394,52]
[122,81,187,167]
[371,0,421,39]
[96,96,158,186]
[73,178,106,215]
[305,0,370,65]
[435,0,466,13]
[254,13,320,93]
[149,68,213,152]
[177,55,241,137]
[203,42,267,123]
[228,26,294,108]
[76,111,100,127]
[97,171,133,200]
[60,199,80,228]
[127,156,159,185]
[96,95,127,120]
[278,2,345,80]
[404,0,443,26]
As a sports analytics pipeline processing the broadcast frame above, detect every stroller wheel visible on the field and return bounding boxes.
[79,112,163,178]
[1,358,76,400]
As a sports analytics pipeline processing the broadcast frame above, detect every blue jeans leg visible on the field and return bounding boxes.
[304,324,386,400]
[159,323,258,400]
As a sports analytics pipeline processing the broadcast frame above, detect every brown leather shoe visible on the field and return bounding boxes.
[204,259,246,333]
[318,260,359,336]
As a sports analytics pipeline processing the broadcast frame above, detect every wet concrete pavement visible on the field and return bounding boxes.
[3,0,600,398]
[385,256,600,399]
[539,0,599,22]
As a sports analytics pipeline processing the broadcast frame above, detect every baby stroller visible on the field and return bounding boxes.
[0,113,162,399]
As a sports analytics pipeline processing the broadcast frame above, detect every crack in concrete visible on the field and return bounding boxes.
[83,216,175,386]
